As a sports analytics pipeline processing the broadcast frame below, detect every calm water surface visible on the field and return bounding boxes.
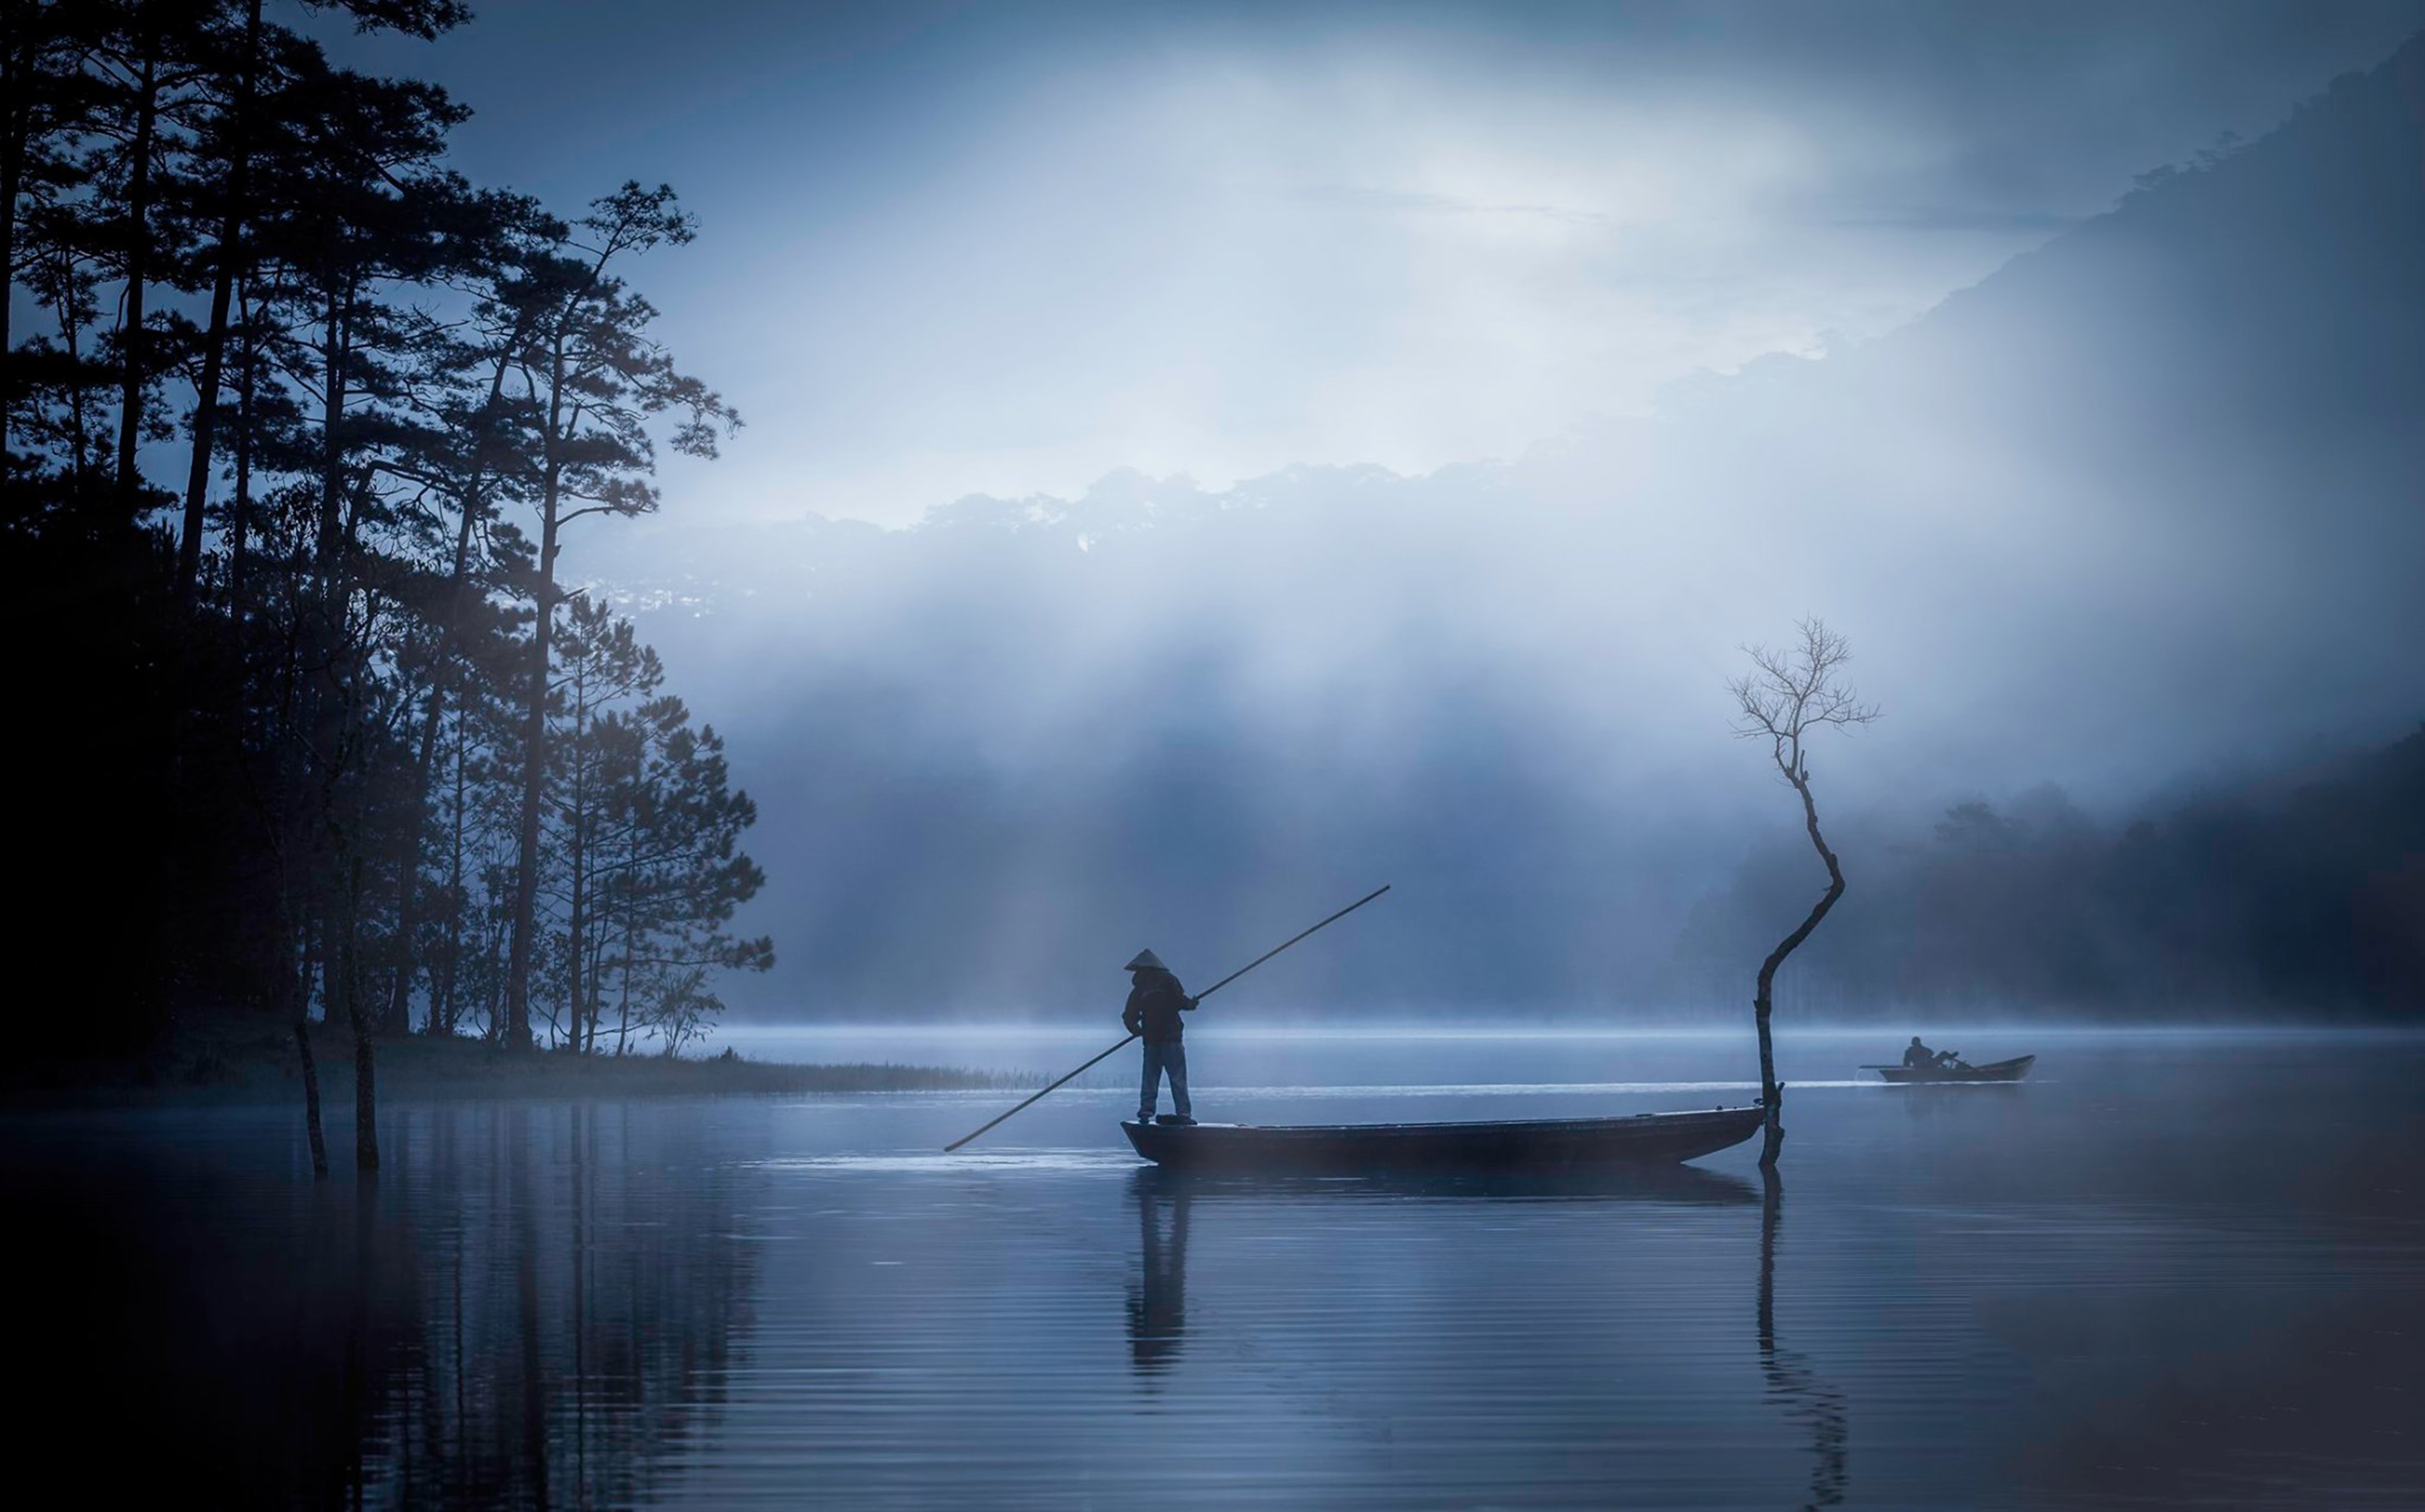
[9,1028,2422,1509]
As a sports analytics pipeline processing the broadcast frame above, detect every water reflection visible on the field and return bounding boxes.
[1759,1172,1850,1510]
[354,1103,768,1505]
[21,1032,2415,1508]
[1120,1164,1767,1389]
[1896,1081,2028,1123]
[1127,1172,1190,1378]
[1125,1161,1762,1207]
[1122,1159,1851,1507]
[15,1104,762,1507]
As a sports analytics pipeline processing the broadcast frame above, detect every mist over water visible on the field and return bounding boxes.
[16,1029,2420,1508]
[580,36,2425,1020]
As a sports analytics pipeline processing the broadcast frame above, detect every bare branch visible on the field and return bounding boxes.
[1728,616,1878,784]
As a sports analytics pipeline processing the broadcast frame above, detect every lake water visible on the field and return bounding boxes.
[8,1028,2422,1508]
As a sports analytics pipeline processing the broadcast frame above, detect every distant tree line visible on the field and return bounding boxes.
[1667,725,2425,1018]
[2,0,772,1097]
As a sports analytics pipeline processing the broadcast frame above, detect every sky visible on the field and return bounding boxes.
[310,3,2425,1015]
[330,0,2425,529]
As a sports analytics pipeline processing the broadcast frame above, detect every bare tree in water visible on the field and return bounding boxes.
[1729,619,1878,1168]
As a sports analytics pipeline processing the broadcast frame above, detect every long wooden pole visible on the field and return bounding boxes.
[940,1036,1139,1154]
[942,885,1390,1152]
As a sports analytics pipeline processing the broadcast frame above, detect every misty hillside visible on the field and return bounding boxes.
[590,35,2425,1018]
[1668,723,2425,1018]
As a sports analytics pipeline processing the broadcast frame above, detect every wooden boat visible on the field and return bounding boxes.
[1127,1162,1762,1206]
[1120,1105,1764,1174]
[1866,1054,2035,1084]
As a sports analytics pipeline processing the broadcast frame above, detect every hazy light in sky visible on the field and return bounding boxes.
[329,1,2425,528]
[281,3,2425,1014]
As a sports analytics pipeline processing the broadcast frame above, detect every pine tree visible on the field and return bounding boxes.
[493,183,738,1052]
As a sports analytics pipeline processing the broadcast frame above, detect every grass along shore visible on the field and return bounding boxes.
[5,1017,1038,1107]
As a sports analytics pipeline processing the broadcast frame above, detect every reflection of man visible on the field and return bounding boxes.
[1122,948,1197,1125]
[1126,1174,1189,1377]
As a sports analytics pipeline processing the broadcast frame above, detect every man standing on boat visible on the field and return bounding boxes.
[1124,949,1198,1125]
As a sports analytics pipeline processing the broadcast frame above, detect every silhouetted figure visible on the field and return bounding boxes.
[1122,948,1197,1123]
[1905,1038,1967,1073]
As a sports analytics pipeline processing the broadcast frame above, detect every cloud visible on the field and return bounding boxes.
[575,39,2425,1016]
[1292,183,1615,227]
[1827,207,2085,234]
[340,2,2425,529]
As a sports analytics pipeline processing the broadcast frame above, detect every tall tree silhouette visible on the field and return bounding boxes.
[371,188,557,1036]
[88,0,178,523]
[1,0,102,479]
[494,183,737,1052]
[1728,619,1878,1167]
[600,692,772,1053]
[549,594,662,1050]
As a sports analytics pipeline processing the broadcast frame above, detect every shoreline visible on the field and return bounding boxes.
[3,1020,1037,1111]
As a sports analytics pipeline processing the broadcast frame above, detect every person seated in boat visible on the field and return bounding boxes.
[1123,949,1199,1125]
[1902,1036,1938,1070]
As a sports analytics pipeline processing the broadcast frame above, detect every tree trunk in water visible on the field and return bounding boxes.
[295,1022,329,1180]
[1753,991,1784,1166]
[1751,768,1846,1168]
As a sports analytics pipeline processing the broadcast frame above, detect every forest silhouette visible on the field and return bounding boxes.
[3,1,771,1110]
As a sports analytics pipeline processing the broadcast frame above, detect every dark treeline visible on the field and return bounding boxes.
[1667,724,2425,1018]
[1,0,772,1109]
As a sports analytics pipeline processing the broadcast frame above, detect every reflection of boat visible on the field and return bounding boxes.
[1120,1105,1764,1173]
[1865,1054,2035,1084]
[1118,1159,1758,1385]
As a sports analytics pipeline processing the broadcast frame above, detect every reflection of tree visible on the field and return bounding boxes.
[359,1105,757,1502]
[292,1103,763,1504]
[33,1105,755,1507]
[1125,1171,1191,1380]
[1759,1171,1849,1510]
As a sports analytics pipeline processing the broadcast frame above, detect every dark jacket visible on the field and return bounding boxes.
[1122,971,1194,1043]
[1903,1042,1935,1069]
